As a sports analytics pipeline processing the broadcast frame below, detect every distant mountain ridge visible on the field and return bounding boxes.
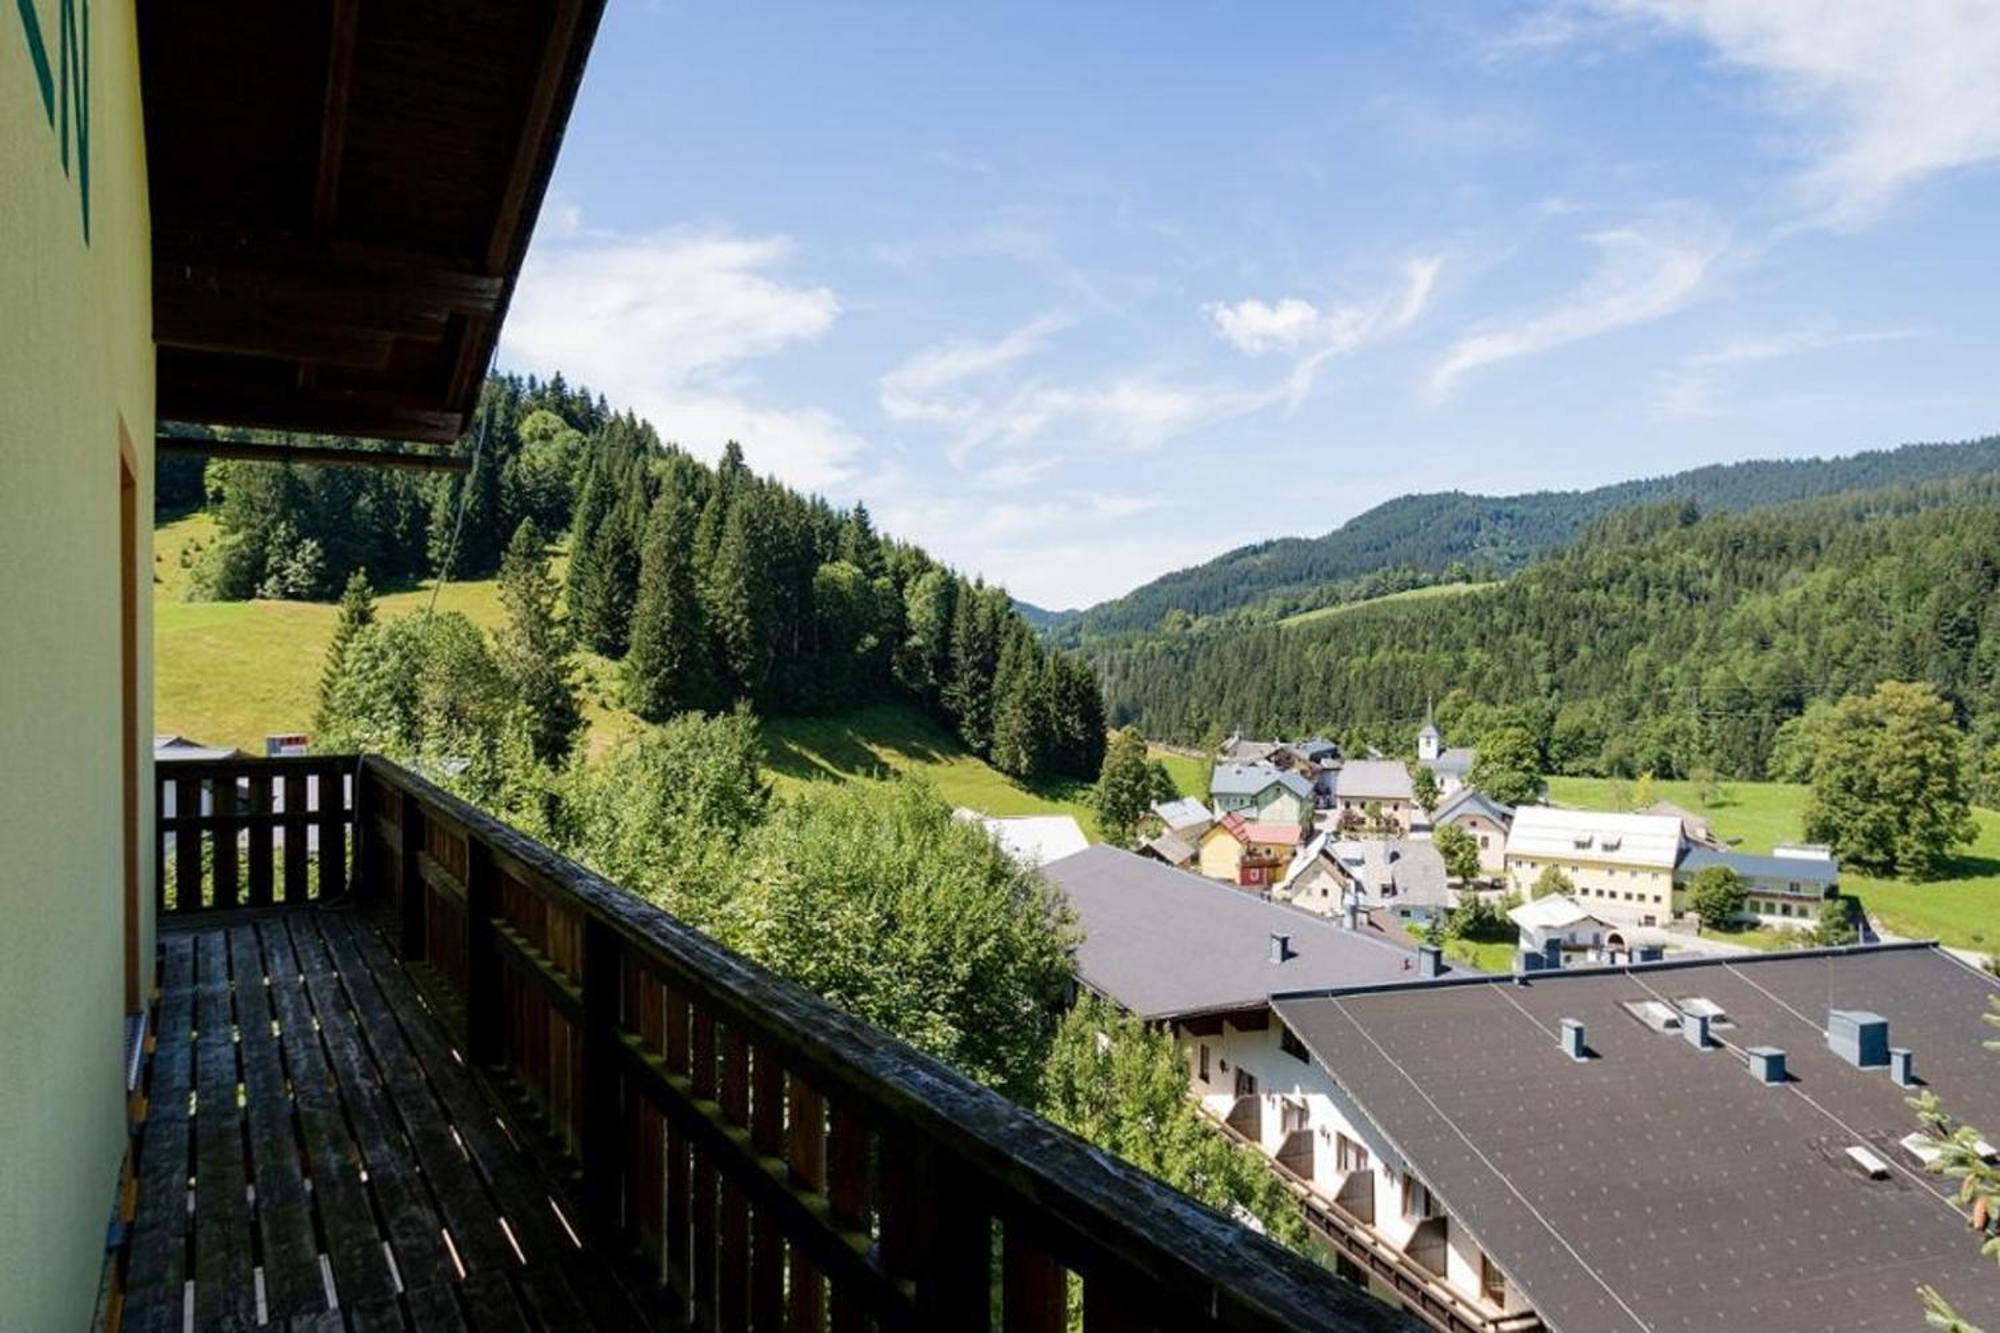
[1062,434,2000,637]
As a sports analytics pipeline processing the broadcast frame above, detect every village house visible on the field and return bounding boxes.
[951,809,1090,869]
[1506,893,1626,965]
[1211,761,1317,830]
[1677,843,1842,927]
[1152,795,1214,841]
[1504,806,1842,930]
[1431,788,1514,878]
[1198,813,1305,889]
[1333,760,1417,834]
[1276,835,1451,926]
[1258,943,2000,1331]
[1415,718,1477,800]
[1503,806,1685,927]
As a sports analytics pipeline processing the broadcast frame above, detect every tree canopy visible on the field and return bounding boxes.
[1803,681,1978,879]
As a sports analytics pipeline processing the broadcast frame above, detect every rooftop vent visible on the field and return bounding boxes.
[1622,999,1681,1033]
[1416,944,1443,979]
[1747,1046,1787,1085]
[1890,1047,1916,1088]
[1678,997,1731,1028]
[1560,1019,1588,1062]
[1900,1132,1942,1166]
[1829,1010,1889,1070]
[1269,932,1292,964]
[1845,1144,1892,1180]
[1683,1011,1714,1051]
[1601,835,1622,851]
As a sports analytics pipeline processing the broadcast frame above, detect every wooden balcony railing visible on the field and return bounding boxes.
[154,755,353,913]
[160,753,1414,1331]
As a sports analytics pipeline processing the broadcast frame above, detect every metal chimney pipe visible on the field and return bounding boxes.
[1269,932,1291,964]
[1417,944,1443,979]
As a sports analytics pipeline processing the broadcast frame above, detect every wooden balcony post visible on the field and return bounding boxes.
[881,1132,991,1331]
[580,915,623,1241]
[463,836,502,1066]
[398,790,427,962]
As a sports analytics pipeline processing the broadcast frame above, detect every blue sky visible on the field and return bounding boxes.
[499,1,2000,608]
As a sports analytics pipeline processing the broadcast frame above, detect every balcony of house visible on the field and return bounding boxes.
[1205,1103,1542,1333]
[115,753,1416,1332]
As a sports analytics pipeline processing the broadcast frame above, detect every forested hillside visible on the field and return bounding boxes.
[1092,478,2000,794]
[172,373,1106,784]
[1060,434,2000,637]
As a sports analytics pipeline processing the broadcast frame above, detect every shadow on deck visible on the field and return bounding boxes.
[119,907,651,1331]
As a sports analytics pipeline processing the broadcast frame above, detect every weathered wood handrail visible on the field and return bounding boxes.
[160,753,1410,1330]
[154,754,354,914]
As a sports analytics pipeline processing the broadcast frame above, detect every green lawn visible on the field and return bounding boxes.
[762,705,1104,837]
[154,515,518,752]
[1277,581,1497,629]
[1547,775,2000,953]
[1152,748,1209,800]
[1443,938,1517,974]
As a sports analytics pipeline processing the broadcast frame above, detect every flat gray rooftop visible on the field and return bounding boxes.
[1275,944,2000,1332]
[1042,845,1431,1021]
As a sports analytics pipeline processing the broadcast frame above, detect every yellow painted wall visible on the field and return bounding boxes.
[1505,855,1675,924]
[1,2,154,1326]
[1198,826,1244,881]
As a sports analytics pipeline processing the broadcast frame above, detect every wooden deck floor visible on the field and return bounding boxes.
[119,908,651,1332]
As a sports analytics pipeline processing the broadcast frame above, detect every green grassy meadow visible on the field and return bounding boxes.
[1276,581,1497,629]
[1547,775,2000,952]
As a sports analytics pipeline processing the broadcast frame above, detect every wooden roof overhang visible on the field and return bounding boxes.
[139,0,606,468]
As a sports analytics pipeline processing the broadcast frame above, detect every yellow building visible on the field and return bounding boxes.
[1503,806,1684,927]
[1198,813,1301,889]
[2,6,598,1325]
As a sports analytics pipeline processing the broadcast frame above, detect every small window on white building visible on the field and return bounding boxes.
[1400,1173,1440,1220]
[1337,1133,1370,1175]
[1198,1043,1211,1083]
[1481,1253,1507,1305]
[1279,1026,1310,1063]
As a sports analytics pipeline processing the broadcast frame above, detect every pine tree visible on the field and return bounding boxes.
[705,486,776,699]
[990,629,1050,780]
[316,568,376,732]
[566,458,608,636]
[495,520,585,765]
[625,484,711,721]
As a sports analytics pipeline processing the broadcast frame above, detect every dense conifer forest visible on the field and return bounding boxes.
[1056,435,2000,637]
[1091,478,2000,797]
[169,373,1106,784]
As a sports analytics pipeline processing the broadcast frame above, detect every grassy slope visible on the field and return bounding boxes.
[154,514,1156,834]
[1547,776,2000,952]
[1274,581,1497,629]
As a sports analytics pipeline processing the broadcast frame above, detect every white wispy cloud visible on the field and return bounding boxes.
[1656,319,1921,415]
[877,313,1072,423]
[1430,214,1727,393]
[502,230,864,490]
[1566,1,2000,227]
[1207,255,1444,404]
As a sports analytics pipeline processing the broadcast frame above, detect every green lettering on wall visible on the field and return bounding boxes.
[12,0,88,244]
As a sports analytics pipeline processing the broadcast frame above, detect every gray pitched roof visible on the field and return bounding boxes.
[1333,759,1415,801]
[1434,787,1514,827]
[1210,761,1313,801]
[1420,746,1477,779]
[1139,831,1197,866]
[1677,843,1839,887]
[1150,797,1212,832]
[1272,945,2000,1333]
[1040,845,1433,1020]
[1329,839,1451,909]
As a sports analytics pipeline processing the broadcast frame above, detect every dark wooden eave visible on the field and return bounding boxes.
[156,434,471,474]
[139,0,605,447]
